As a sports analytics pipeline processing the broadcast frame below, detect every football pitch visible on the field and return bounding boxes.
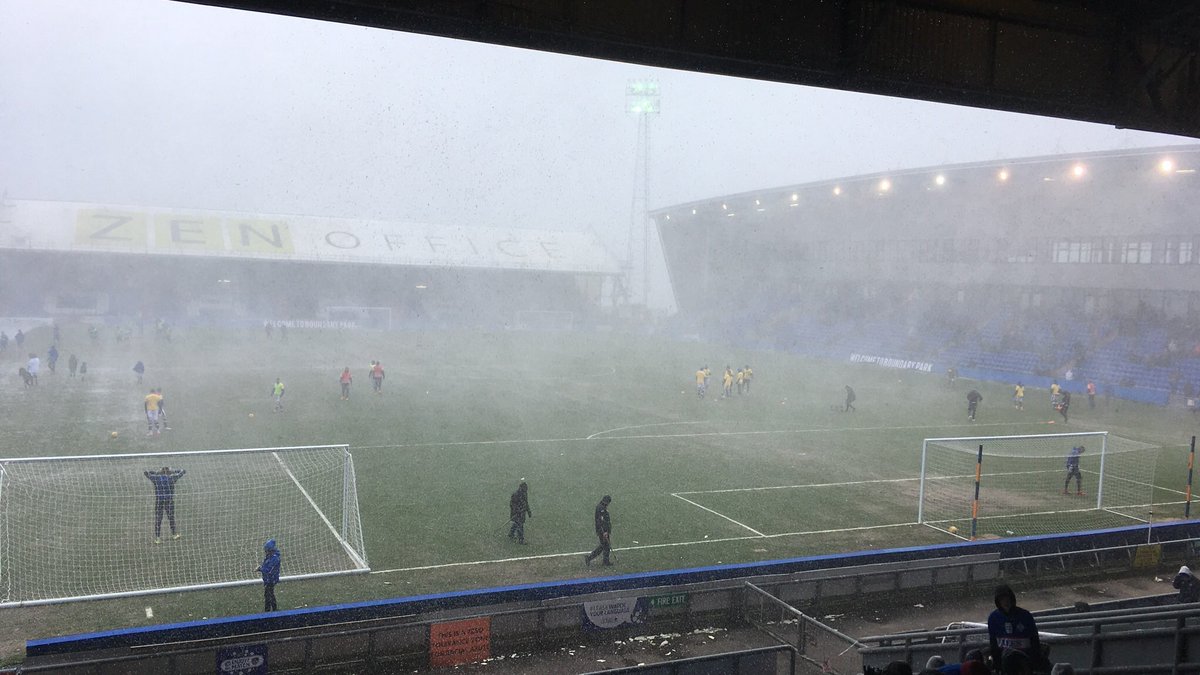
[0,324,1195,657]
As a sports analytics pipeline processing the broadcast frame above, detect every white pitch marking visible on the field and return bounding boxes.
[587,421,708,440]
[368,522,922,575]
[675,469,1057,496]
[145,606,153,619]
[354,421,1017,452]
[670,494,767,537]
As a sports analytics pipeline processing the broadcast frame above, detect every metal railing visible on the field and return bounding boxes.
[745,582,862,674]
[578,645,798,675]
[859,602,1200,673]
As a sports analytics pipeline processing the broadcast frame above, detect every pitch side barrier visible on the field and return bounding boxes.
[26,521,1200,658]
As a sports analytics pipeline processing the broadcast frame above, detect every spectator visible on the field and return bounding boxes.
[1001,650,1033,675]
[257,539,281,612]
[1174,565,1200,603]
[988,585,1048,670]
[959,650,988,675]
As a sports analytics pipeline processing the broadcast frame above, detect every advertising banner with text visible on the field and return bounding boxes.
[1,200,618,275]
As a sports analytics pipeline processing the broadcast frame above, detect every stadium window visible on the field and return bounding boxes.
[1122,241,1152,264]
[1052,241,1069,263]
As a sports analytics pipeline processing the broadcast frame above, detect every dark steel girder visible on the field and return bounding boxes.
[174,0,1200,138]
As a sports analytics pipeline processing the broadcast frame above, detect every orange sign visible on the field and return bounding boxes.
[429,617,491,668]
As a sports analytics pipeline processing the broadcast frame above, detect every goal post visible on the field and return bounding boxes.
[0,445,368,607]
[918,431,1164,539]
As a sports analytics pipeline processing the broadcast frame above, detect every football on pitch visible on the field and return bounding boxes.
[248,413,255,418]
[110,431,118,439]
[948,525,958,534]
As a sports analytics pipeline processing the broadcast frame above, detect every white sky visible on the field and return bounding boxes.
[0,0,1192,307]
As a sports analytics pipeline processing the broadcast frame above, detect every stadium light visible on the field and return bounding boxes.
[997,169,1009,182]
[1159,158,1176,174]
[878,178,892,193]
[1071,163,1086,179]
[791,193,799,201]
[691,208,697,214]
[934,174,946,186]
[625,80,661,114]
[722,203,728,210]
[832,186,842,196]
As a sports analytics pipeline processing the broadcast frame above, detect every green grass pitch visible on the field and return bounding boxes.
[0,324,1194,657]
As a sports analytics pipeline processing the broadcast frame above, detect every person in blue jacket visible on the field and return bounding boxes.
[257,539,281,612]
[144,466,186,544]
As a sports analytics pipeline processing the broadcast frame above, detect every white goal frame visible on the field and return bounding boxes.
[0,445,369,607]
[918,431,1111,524]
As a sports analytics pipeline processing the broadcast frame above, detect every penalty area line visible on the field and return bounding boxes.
[671,493,767,537]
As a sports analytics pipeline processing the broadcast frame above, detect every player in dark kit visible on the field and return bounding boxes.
[144,466,186,544]
[966,390,982,421]
[508,481,531,544]
[1058,389,1071,422]
[844,385,856,412]
[1064,445,1086,495]
[584,495,613,567]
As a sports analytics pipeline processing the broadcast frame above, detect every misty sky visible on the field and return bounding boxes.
[0,0,1192,306]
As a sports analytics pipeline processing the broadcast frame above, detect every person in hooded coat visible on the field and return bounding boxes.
[1174,565,1200,603]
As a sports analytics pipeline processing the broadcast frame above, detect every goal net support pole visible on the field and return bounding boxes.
[0,445,369,608]
[1188,435,1196,519]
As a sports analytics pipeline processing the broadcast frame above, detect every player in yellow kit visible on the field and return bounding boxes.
[144,389,163,436]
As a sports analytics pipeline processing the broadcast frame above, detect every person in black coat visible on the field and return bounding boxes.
[584,495,613,567]
[967,390,983,421]
[508,481,531,544]
[1174,565,1200,602]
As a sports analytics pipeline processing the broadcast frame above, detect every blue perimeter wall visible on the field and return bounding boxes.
[27,520,1200,657]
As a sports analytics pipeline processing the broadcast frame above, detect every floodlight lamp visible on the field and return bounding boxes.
[1071,163,1086,178]
[1160,158,1175,174]
[997,169,1010,182]
[934,174,946,186]
[722,203,728,210]
[755,199,761,206]
[878,178,891,192]
[691,208,697,214]
[833,186,842,196]
[791,193,799,202]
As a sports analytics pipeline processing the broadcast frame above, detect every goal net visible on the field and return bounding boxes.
[0,445,368,607]
[918,432,1163,539]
